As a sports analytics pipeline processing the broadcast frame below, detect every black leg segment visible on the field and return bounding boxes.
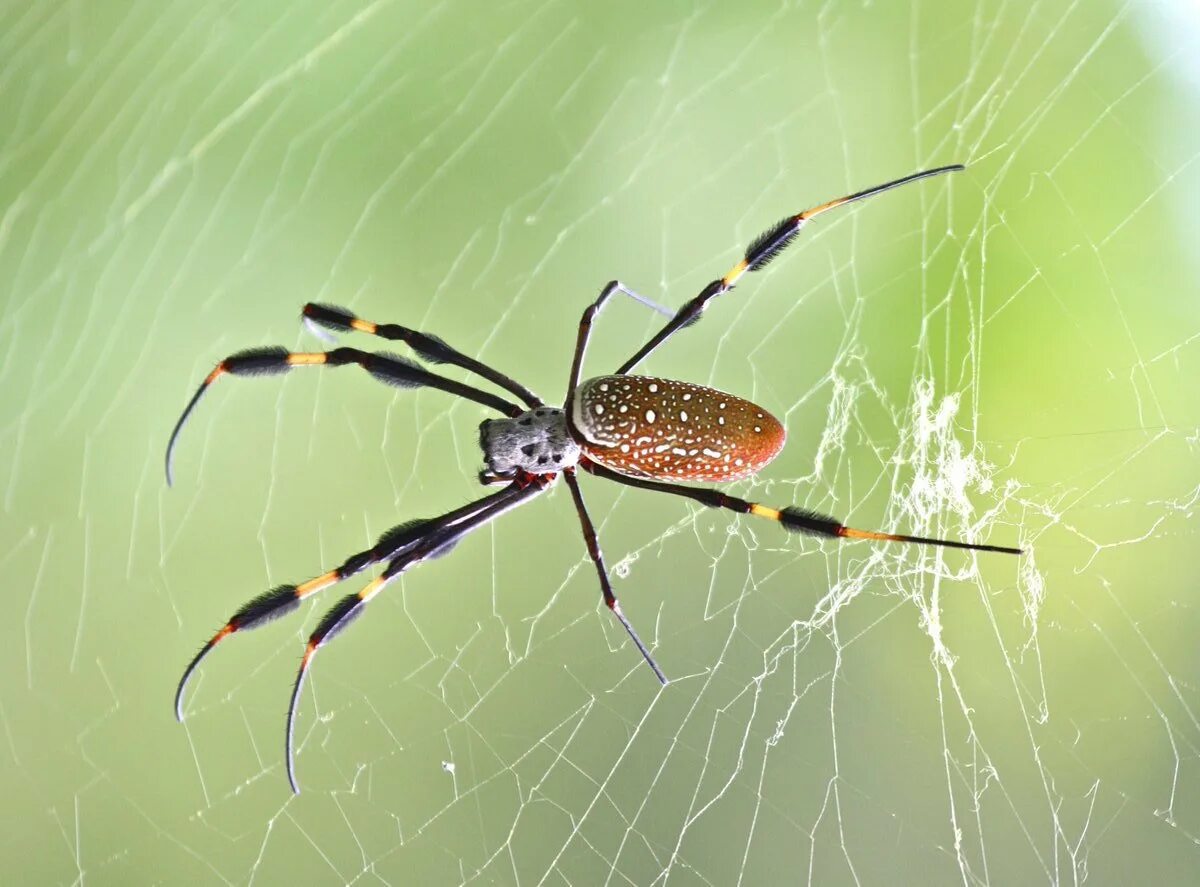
[165,345,523,485]
[283,479,546,792]
[303,302,544,410]
[173,488,520,721]
[615,165,965,375]
[583,461,1021,556]
[564,469,667,685]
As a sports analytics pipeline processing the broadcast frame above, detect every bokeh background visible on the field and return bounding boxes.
[2,1,1198,884]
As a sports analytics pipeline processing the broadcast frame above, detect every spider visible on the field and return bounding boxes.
[167,164,1021,793]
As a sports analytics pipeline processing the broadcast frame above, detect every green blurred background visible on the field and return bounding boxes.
[2,1,1198,883]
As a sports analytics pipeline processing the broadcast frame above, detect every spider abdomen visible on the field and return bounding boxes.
[570,375,785,482]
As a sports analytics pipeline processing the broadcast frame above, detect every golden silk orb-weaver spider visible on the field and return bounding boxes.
[167,164,1022,793]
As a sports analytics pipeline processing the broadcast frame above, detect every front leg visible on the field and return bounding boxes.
[614,165,965,375]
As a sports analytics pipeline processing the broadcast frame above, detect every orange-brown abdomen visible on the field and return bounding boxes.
[570,375,786,483]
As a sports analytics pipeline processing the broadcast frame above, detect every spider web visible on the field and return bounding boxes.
[2,0,1198,883]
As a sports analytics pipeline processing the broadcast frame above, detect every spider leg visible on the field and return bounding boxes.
[566,281,674,400]
[301,303,545,410]
[165,345,523,485]
[563,469,667,685]
[284,479,545,793]
[583,462,1022,556]
[174,490,512,721]
[614,165,965,375]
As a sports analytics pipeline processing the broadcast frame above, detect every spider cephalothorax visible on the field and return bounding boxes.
[166,164,1021,793]
[479,408,580,477]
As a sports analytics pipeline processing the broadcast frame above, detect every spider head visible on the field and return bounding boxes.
[478,408,581,480]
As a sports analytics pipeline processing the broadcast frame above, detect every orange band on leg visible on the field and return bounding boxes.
[296,571,339,598]
[722,258,750,286]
